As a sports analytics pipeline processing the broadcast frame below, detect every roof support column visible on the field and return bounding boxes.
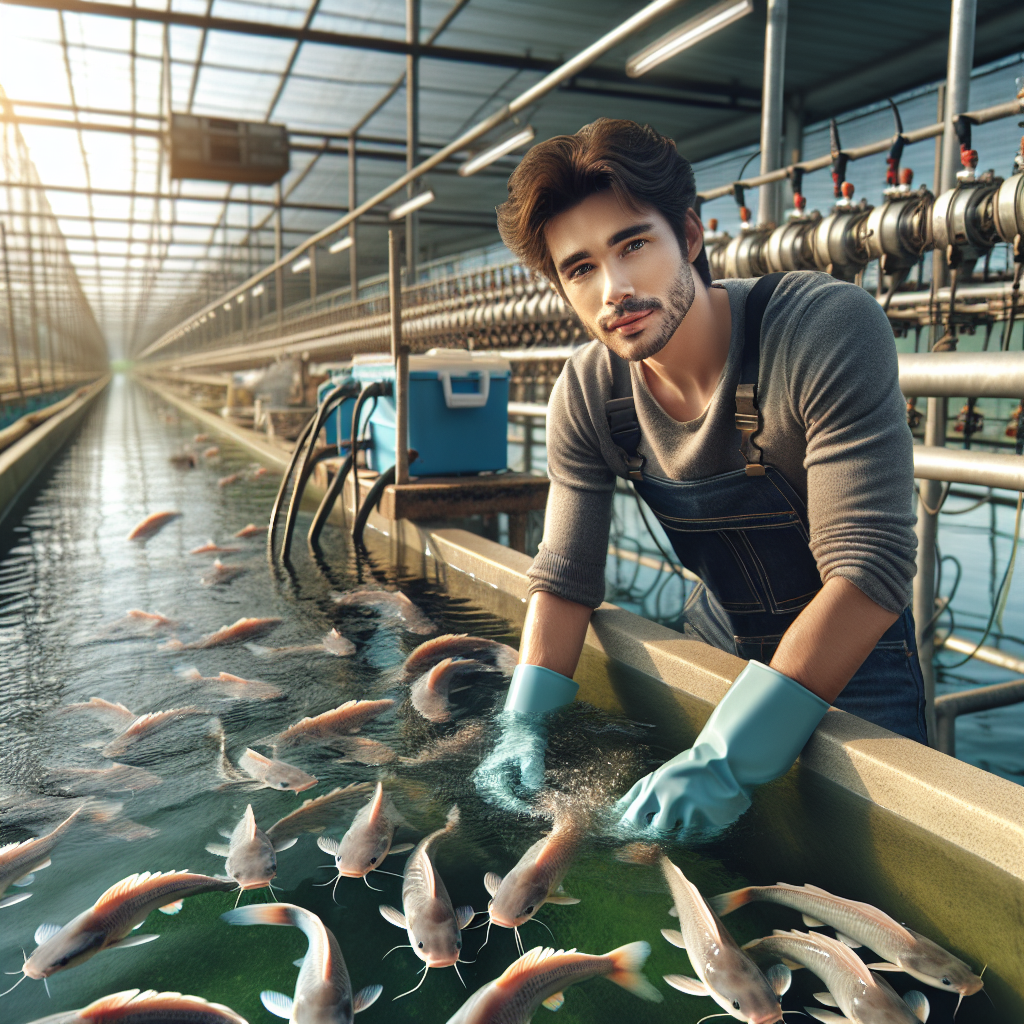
[348,133,358,300]
[405,0,420,286]
[756,0,787,227]
[274,180,284,328]
[915,0,977,748]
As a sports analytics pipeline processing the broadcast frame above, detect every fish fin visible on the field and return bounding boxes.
[542,991,565,1011]
[219,829,234,839]
[484,871,504,897]
[668,905,678,917]
[545,895,580,905]
[221,905,300,927]
[242,804,257,841]
[378,904,407,929]
[30,858,51,872]
[316,836,341,856]
[273,837,298,853]
[835,933,861,948]
[803,1010,850,1024]
[802,914,826,928]
[158,899,184,915]
[864,962,903,971]
[387,843,414,855]
[205,843,231,857]
[663,974,709,997]
[815,992,840,1007]
[293,957,306,967]
[904,991,930,1023]
[12,873,35,887]
[34,922,62,945]
[607,941,661,1002]
[801,883,833,896]
[765,964,792,996]
[110,933,160,948]
[455,905,476,929]
[660,928,687,949]
[710,887,752,916]
[353,984,383,1013]
[260,991,294,1019]
[0,893,32,908]
[133,922,144,930]
[367,781,385,823]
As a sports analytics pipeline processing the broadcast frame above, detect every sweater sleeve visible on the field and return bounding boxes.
[778,280,917,613]
[526,357,617,608]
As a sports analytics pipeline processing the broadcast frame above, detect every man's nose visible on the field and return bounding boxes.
[602,263,633,308]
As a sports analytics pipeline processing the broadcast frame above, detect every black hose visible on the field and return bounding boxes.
[348,380,391,525]
[267,412,318,563]
[307,452,353,551]
[352,448,418,547]
[279,381,360,563]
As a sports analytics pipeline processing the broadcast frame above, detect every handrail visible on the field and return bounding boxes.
[137,0,690,362]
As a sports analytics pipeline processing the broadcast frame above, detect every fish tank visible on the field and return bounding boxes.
[0,375,1018,1024]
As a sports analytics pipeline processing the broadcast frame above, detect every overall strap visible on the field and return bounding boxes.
[606,395,645,481]
[737,272,787,476]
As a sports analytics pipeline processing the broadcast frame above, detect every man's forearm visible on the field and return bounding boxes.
[770,576,899,704]
[518,590,594,678]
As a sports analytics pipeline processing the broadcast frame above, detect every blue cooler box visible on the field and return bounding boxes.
[316,367,355,447]
[351,349,510,476]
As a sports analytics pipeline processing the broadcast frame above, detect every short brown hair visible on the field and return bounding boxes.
[496,118,711,290]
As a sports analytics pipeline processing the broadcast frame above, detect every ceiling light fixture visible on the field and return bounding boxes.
[252,284,265,298]
[458,126,535,177]
[291,256,311,274]
[388,190,436,221]
[626,0,752,77]
[328,235,353,254]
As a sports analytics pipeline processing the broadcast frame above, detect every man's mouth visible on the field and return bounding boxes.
[606,309,656,334]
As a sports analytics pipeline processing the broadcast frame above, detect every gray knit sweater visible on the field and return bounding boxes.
[527,271,917,614]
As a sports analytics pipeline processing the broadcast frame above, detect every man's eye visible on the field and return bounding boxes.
[569,262,594,279]
[624,238,646,253]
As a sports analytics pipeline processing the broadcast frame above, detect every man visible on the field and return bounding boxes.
[474,118,926,835]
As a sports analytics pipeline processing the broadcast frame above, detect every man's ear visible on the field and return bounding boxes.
[683,207,704,264]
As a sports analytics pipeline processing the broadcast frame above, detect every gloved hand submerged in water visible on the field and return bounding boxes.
[615,661,829,836]
[473,664,578,812]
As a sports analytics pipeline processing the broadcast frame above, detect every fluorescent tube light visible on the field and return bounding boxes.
[329,234,353,254]
[388,190,436,221]
[458,126,536,177]
[252,284,265,298]
[223,302,232,311]
[292,256,311,274]
[236,294,245,304]
[626,0,752,77]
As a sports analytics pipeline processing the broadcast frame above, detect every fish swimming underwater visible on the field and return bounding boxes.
[222,903,382,1023]
[40,765,163,798]
[378,805,474,996]
[191,540,243,555]
[235,524,268,538]
[401,634,518,682]
[169,452,197,468]
[161,617,283,650]
[232,749,318,793]
[22,988,248,1023]
[204,446,220,458]
[330,589,436,635]
[265,700,394,752]
[126,512,181,541]
[206,805,296,895]
[410,658,505,723]
[179,669,283,701]
[743,930,930,1024]
[485,792,585,944]
[11,870,235,987]
[201,560,248,586]
[264,784,373,849]
[445,942,662,1023]
[100,706,211,759]
[332,736,400,766]
[218,473,241,488]
[246,629,355,659]
[657,854,789,1023]
[713,882,983,1003]
[317,782,413,887]
[0,806,84,910]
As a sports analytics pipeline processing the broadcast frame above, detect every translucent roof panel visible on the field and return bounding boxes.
[0,0,1019,356]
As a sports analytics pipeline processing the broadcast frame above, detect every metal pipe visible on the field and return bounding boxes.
[756,0,786,227]
[939,0,977,196]
[274,181,283,328]
[937,633,1024,675]
[405,0,420,287]
[934,678,1024,757]
[138,0,689,359]
[697,96,1022,202]
[348,134,358,301]
[899,352,1024,398]
[389,228,409,486]
[0,222,23,396]
[913,445,1024,490]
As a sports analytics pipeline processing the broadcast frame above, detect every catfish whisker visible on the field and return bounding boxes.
[453,961,467,988]
[0,973,27,998]
[476,919,493,953]
[393,966,430,1000]
[526,916,555,941]
[694,1014,732,1024]
[362,875,383,893]
[372,869,404,879]
[382,944,413,959]
[43,975,51,998]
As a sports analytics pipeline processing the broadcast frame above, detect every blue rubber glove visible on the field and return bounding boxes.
[473,665,578,812]
[615,660,829,835]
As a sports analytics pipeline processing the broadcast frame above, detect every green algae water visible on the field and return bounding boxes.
[0,377,1008,1024]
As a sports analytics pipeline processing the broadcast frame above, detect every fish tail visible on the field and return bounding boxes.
[221,903,302,928]
[444,804,460,830]
[614,842,662,867]
[709,887,753,917]
[606,941,662,1002]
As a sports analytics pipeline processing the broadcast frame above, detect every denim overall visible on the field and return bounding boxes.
[607,273,927,742]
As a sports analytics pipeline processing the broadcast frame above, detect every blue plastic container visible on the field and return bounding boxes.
[351,349,510,476]
[316,367,355,447]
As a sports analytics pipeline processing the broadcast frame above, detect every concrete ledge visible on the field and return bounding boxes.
[0,376,110,529]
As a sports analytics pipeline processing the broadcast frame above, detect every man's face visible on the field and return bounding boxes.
[544,190,698,362]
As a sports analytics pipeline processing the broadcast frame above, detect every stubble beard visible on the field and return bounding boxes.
[587,261,696,362]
